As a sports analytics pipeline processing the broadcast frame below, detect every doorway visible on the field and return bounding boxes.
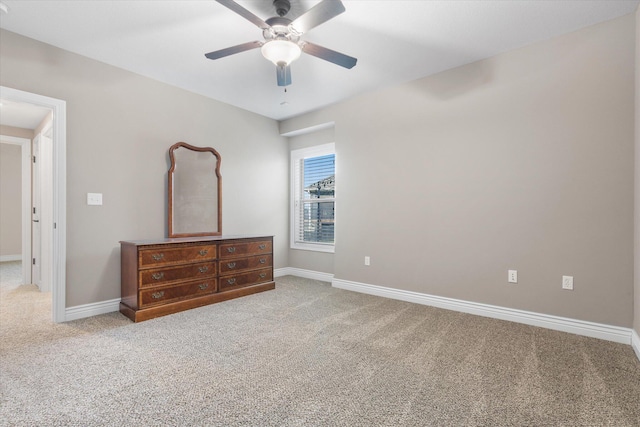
[0,86,67,322]
[0,135,31,285]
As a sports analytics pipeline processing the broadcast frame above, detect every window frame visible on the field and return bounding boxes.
[290,143,336,253]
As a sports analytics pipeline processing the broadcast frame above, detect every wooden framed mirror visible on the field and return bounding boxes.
[168,142,222,237]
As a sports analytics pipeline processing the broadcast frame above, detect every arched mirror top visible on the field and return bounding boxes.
[168,142,222,238]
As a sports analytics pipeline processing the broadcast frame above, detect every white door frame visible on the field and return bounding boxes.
[0,135,31,285]
[1,86,67,323]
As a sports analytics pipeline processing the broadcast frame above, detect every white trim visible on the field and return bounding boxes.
[332,278,633,345]
[632,329,640,362]
[280,121,334,137]
[275,267,334,283]
[0,255,21,262]
[1,86,67,323]
[291,243,335,253]
[274,267,290,277]
[65,298,121,322]
[0,135,32,285]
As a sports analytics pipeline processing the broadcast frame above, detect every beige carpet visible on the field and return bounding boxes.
[0,260,22,292]
[1,270,639,426]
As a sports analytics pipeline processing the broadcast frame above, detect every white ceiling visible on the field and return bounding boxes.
[0,0,638,121]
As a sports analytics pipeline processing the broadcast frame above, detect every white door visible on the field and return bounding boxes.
[40,127,53,293]
[32,134,41,289]
[31,127,53,293]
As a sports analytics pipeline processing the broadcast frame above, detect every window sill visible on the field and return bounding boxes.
[291,243,335,253]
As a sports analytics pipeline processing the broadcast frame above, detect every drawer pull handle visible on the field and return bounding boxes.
[151,291,165,299]
[198,249,209,256]
[227,262,236,269]
[227,278,236,285]
[199,266,209,273]
[199,283,209,290]
[258,244,266,250]
[152,253,164,261]
[259,273,267,279]
[151,272,164,280]
[259,258,266,264]
[227,247,236,253]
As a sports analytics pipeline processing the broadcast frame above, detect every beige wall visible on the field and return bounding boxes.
[0,142,22,257]
[0,29,289,307]
[634,5,640,336]
[282,15,635,327]
[0,125,34,140]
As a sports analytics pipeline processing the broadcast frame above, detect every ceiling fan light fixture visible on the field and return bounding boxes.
[261,40,301,66]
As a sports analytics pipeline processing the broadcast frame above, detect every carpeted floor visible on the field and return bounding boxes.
[0,260,22,292]
[1,270,639,426]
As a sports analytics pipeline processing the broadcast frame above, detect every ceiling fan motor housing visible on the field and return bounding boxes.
[273,0,291,17]
[263,17,300,43]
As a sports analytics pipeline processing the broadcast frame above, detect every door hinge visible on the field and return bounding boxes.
[54,222,57,229]
[33,207,36,214]
[32,258,36,265]
[33,155,36,163]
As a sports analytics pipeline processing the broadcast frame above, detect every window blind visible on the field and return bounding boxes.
[296,153,335,244]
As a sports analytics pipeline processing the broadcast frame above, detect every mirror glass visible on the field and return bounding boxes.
[168,142,221,237]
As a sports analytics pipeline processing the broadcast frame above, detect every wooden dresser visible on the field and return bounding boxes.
[120,235,274,322]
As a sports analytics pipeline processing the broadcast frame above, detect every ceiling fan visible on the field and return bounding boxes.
[205,0,357,87]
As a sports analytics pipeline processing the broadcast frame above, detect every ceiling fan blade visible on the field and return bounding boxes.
[276,64,292,86]
[205,41,262,60]
[302,42,357,69]
[290,0,345,34]
[215,0,270,30]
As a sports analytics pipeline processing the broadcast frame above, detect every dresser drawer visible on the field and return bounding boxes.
[219,268,273,291]
[139,262,216,287]
[219,240,272,259]
[139,278,217,308]
[219,254,273,274]
[139,244,217,268]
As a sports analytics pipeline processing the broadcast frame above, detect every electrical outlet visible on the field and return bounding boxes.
[364,256,370,266]
[87,193,103,206]
[508,270,517,283]
[562,275,574,290]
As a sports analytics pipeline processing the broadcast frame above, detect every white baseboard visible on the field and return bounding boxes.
[275,267,333,283]
[65,298,121,322]
[0,254,21,262]
[632,329,640,362]
[274,267,290,278]
[332,278,633,345]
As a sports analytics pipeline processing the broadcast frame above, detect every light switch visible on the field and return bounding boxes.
[87,193,103,206]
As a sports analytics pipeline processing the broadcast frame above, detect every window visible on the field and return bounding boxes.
[291,143,335,252]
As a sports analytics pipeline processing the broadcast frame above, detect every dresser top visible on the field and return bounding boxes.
[120,235,272,246]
